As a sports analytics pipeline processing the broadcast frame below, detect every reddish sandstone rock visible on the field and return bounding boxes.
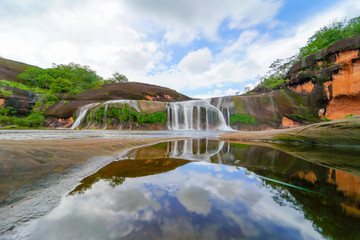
[287,35,360,121]
[282,116,301,128]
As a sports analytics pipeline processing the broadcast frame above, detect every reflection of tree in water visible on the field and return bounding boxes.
[68,158,190,196]
[218,142,360,239]
[255,169,360,240]
[108,176,125,188]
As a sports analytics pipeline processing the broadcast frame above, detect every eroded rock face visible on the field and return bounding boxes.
[46,117,74,128]
[3,87,37,115]
[289,81,314,94]
[282,116,301,128]
[287,35,360,121]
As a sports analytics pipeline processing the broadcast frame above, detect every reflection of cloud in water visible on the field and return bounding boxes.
[30,181,157,240]
[29,162,323,240]
[177,186,212,215]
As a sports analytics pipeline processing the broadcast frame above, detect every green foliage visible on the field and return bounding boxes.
[344,114,355,118]
[107,108,123,121]
[0,107,45,128]
[85,103,167,127]
[0,88,12,97]
[230,114,256,124]
[0,106,14,116]
[285,113,319,123]
[321,117,331,122]
[17,63,103,94]
[104,72,129,84]
[63,100,69,104]
[299,16,360,59]
[256,56,298,90]
[138,112,167,124]
[0,79,48,93]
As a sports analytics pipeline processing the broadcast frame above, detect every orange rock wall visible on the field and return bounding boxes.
[0,98,4,106]
[282,116,301,128]
[290,81,314,94]
[325,52,360,120]
[331,58,360,97]
[335,50,359,64]
[325,95,360,120]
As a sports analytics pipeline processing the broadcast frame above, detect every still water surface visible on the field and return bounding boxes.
[27,139,360,240]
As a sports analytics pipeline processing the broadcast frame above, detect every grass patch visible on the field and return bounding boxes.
[0,79,49,94]
[230,114,256,124]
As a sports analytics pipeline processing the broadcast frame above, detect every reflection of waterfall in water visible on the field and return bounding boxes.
[165,139,226,162]
[166,99,233,131]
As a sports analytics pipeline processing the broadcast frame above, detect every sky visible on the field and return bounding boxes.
[0,0,359,99]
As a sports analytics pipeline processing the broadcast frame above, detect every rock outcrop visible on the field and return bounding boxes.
[223,35,360,130]
[287,34,360,121]
[0,58,38,115]
[2,87,38,115]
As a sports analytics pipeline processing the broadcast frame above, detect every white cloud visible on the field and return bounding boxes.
[124,0,283,45]
[1,0,360,98]
[178,48,212,74]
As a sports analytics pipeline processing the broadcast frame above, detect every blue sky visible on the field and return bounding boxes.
[0,0,359,98]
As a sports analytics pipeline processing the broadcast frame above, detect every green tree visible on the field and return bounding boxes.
[299,16,360,59]
[17,63,103,94]
[257,55,298,90]
[105,72,128,83]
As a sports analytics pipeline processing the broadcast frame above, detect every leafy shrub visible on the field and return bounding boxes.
[230,114,256,124]
[0,108,45,128]
[322,117,331,122]
[256,56,298,90]
[0,88,12,97]
[345,114,355,118]
[138,112,167,124]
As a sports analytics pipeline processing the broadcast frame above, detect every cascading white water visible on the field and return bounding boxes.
[71,98,234,130]
[71,103,100,129]
[166,99,232,131]
[214,96,232,127]
[71,100,140,129]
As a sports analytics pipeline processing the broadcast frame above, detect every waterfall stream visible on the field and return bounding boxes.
[166,99,233,131]
[71,98,234,131]
[71,103,100,129]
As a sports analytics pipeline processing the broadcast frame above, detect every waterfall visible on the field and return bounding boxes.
[71,98,234,131]
[71,100,140,129]
[71,103,100,129]
[167,99,232,131]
